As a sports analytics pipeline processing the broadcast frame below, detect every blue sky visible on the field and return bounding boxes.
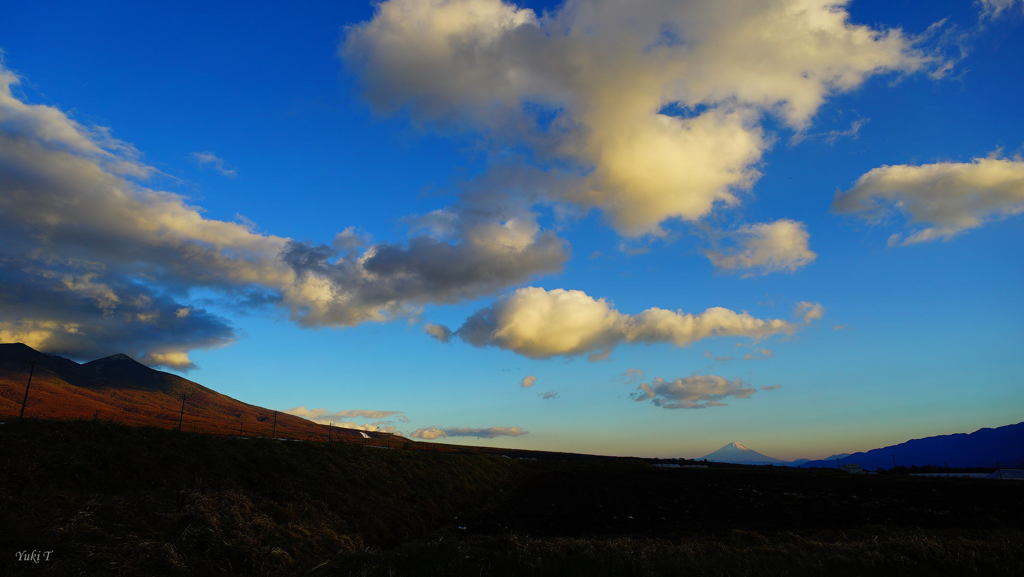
[1,0,1021,459]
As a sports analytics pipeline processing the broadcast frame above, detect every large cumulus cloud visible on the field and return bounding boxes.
[344,0,929,235]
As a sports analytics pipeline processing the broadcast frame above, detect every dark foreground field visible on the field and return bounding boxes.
[2,420,1022,576]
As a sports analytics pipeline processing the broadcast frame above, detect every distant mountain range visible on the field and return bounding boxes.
[800,422,1024,470]
[700,423,1024,470]
[0,342,395,442]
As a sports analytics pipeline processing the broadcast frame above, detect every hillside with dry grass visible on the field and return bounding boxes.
[0,343,397,444]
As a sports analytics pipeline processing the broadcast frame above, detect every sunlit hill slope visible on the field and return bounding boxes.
[0,342,395,443]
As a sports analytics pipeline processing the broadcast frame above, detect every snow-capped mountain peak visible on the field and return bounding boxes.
[701,441,785,465]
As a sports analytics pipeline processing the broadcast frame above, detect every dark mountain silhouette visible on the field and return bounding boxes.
[82,353,184,391]
[0,342,396,442]
[801,422,1024,470]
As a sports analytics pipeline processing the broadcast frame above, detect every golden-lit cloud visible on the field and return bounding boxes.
[424,323,454,342]
[520,375,537,388]
[141,351,196,371]
[833,155,1024,245]
[345,0,929,235]
[445,286,819,359]
[705,219,816,275]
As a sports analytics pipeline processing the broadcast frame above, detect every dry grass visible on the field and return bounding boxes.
[0,419,521,576]
[327,531,1024,577]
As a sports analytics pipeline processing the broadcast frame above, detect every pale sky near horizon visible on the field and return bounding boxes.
[1,0,1021,460]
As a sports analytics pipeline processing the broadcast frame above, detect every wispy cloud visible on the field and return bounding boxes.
[631,375,769,409]
[623,368,645,383]
[795,302,826,324]
[792,118,867,145]
[410,426,528,440]
[284,406,408,432]
[704,351,736,362]
[978,0,1024,19]
[191,151,236,177]
[740,347,774,361]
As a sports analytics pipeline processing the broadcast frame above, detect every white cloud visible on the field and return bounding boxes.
[833,155,1024,245]
[345,0,929,235]
[191,151,236,177]
[410,426,528,439]
[520,375,537,388]
[705,219,816,275]
[631,375,762,409]
[446,286,818,359]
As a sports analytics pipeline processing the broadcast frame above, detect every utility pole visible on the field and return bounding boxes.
[177,393,187,431]
[271,411,278,438]
[19,362,35,419]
